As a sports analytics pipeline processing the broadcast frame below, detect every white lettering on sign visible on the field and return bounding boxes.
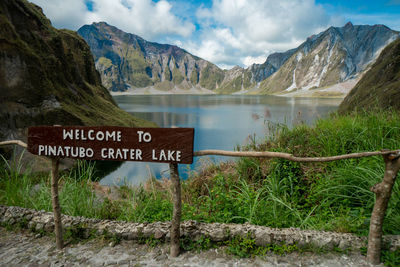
[38,145,94,158]
[152,149,181,162]
[62,129,122,142]
[37,145,182,162]
[137,131,152,142]
[88,130,95,140]
[96,131,104,141]
[63,130,73,140]
[101,148,143,160]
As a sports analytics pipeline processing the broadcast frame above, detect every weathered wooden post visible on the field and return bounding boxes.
[50,157,63,249]
[169,163,181,257]
[367,152,400,264]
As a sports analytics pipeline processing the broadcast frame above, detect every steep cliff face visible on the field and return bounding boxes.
[250,48,297,83]
[338,38,400,113]
[78,22,225,92]
[0,0,154,141]
[258,22,399,95]
[216,49,297,94]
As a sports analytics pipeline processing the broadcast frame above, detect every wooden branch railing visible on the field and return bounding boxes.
[1,140,399,264]
[0,140,27,148]
[194,149,400,162]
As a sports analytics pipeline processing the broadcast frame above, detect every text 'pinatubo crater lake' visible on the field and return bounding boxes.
[100,95,341,185]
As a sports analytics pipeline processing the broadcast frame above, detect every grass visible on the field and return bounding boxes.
[381,248,400,267]
[225,234,309,258]
[0,110,400,264]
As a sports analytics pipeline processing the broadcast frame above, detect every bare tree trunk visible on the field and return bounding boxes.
[169,163,181,257]
[51,158,63,250]
[367,154,400,264]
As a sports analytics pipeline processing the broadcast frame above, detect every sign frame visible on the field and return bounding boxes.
[28,126,194,164]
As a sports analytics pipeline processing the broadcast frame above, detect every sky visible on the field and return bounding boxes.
[31,0,400,69]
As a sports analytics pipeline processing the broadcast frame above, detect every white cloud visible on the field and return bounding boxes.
[243,55,268,67]
[31,0,195,40]
[31,0,88,30]
[189,0,332,68]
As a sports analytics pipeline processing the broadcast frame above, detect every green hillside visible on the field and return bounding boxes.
[339,38,400,113]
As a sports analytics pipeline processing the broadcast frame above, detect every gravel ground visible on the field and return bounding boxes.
[0,227,381,267]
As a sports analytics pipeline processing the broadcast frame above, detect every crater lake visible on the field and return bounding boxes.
[100,95,341,185]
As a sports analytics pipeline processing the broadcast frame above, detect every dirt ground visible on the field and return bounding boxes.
[0,227,381,267]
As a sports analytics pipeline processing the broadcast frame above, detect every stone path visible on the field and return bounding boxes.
[0,227,381,267]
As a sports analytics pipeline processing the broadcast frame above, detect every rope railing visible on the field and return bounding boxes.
[1,139,399,264]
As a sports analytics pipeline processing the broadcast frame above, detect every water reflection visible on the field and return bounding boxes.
[101,95,341,185]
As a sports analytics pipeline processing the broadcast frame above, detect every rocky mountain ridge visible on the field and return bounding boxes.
[78,22,398,96]
[216,48,297,94]
[257,22,399,97]
[78,22,224,93]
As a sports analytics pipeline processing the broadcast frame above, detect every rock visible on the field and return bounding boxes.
[35,223,44,232]
[154,229,165,239]
[0,205,398,252]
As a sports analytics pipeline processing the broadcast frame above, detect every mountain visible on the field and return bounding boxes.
[216,49,297,94]
[338,38,400,113]
[78,22,225,93]
[0,0,154,142]
[78,22,399,96]
[257,22,399,96]
[251,48,298,83]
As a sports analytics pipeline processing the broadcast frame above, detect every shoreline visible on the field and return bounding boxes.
[109,83,352,99]
[110,86,216,96]
[111,90,346,99]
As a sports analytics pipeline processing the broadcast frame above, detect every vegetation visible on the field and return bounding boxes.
[131,73,153,87]
[154,81,175,91]
[339,38,400,113]
[190,69,199,84]
[172,67,185,84]
[97,57,113,69]
[1,111,400,263]
[199,64,224,90]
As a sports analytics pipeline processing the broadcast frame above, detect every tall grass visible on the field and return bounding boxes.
[232,110,400,234]
[0,150,35,208]
[1,157,107,218]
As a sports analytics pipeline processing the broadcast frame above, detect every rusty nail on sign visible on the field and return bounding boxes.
[28,126,195,164]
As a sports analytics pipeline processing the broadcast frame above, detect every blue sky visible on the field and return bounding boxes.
[31,0,400,69]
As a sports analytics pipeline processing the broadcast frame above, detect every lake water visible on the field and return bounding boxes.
[100,95,341,185]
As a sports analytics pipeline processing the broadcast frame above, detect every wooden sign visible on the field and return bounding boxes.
[28,126,194,164]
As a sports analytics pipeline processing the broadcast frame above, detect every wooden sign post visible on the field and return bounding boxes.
[50,158,63,249]
[28,126,194,254]
[169,163,181,257]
